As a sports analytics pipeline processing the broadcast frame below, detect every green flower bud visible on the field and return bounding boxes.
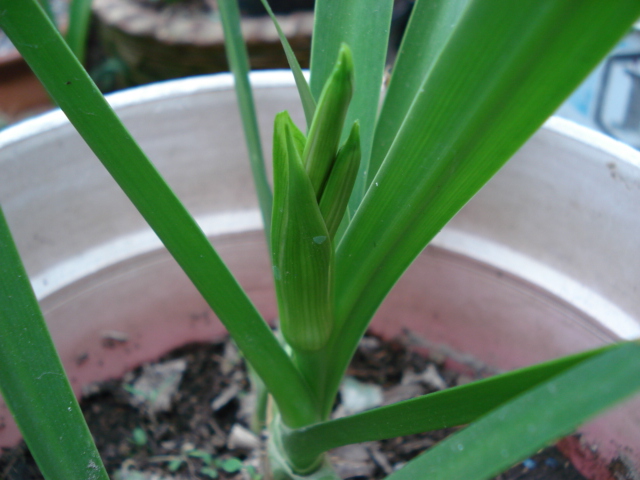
[303,44,355,199]
[271,111,334,352]
[319,121,361,239]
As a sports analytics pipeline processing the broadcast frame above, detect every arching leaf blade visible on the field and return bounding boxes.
[218,0,273,246]
[384,342,640,480]
[324,0,640,415]
[283,345,613,463]
[0,207,109,480]
[65,0,92,63]
[368,0,472,185]
[258,0,316,128]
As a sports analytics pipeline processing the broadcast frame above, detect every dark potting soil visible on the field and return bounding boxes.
[1,333,591,480]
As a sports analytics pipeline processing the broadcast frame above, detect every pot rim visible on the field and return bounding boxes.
[2,69,640,170]
[0,70,300,148]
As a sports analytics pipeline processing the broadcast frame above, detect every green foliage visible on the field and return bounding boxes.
[320,0,640,421]
[218,0,273,245]
[219,457,244,473]
[258,0,316,127]
[0,1,639,480]
[385,342,640,480]
[200,466,219,478]
[0,0,316,432]
[168,459,184,472]
[0,208,109,480]
[66,0,93,63]
[188,449,215,464]
[150,448,250,478]
[131,428,148,447]
[281,345,614,464]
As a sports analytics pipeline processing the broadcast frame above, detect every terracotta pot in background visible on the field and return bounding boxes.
[0,0,70,123]
[92,0,313,89]
[0,59,52,124]
[0,72,639,478]
[0,0,313,120]
[0,39,53,124]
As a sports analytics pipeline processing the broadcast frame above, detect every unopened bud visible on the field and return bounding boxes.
[271,112,334,352]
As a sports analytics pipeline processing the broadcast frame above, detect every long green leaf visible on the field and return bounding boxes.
[323,0,640,415]
[0,207,109,480]
[66,0,93,63]
[217,0,273,246]
[310,0,394,215]
[385,342,640,480]
[258,0,316,127]
[282,345,612,466]
[0,0,316,429]
[36,0,55,24]
[368,0,472,185]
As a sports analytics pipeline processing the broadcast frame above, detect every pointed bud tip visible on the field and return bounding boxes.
[350,120,360,136]
[275,110,293,123]
[337,44,355,83]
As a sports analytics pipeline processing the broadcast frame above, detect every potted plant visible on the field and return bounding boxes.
[1,1,640,479]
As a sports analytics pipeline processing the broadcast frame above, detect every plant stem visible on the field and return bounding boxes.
[270,418,338,479]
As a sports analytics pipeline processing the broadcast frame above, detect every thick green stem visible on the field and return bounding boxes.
[292,347,332,420]
[270,417,338,479]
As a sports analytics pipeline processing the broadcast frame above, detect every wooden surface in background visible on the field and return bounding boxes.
[0,59,53,124]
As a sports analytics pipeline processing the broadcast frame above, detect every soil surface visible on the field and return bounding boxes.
[1,333,591,480]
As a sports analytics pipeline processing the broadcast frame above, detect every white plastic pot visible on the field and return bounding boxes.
[1,71,639,476]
